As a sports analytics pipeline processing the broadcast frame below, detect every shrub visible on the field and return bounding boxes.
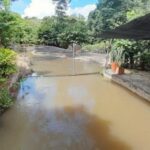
[0,48,17,78]
[0,77,7,84]
[134,52,150,70]
[0,88,13,109]
[112,40,150,70]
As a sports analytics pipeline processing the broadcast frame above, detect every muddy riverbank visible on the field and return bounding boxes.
[103,69,150,102]
[9,53,32,92]
[0,53,32,114]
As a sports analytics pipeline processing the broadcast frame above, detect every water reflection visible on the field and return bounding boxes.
[69,85,95,111]
[31,57,100,76]
[20,106,131,150]
[18,77,57,108]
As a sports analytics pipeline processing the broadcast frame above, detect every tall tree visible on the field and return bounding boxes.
[88,0,150,37]
[0,0,17,11]
[0,11,22,47]
[53,0,70,17]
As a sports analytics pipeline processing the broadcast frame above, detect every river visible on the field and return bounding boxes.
[0,47,150,150]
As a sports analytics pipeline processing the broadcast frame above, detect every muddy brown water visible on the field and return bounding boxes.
[0,51,150,150]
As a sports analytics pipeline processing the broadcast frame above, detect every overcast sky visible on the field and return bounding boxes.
[11,0,98,18]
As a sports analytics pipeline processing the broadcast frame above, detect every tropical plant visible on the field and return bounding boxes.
[111,40,150,70]
[0,48,17,77]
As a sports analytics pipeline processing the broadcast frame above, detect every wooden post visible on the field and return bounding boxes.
[72,43,76,75]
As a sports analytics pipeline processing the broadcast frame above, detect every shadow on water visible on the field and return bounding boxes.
[23,106,131,150]
[0,75,134,150]
[10,77,131,149]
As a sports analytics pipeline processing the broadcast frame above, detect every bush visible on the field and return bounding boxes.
[0,77,7,84]
[134,52,150,70]
[0,48,17,78]
[0,88,13,109]
[112,40,150,70]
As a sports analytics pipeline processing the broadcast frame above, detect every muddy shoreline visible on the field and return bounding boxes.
[0,53,32,114]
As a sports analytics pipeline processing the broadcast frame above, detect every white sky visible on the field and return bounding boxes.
[22,0,96,18]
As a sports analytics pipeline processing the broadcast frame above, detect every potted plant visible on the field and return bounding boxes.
[110,50,118,72]
[116,63,124,75]
[115,49,125,75]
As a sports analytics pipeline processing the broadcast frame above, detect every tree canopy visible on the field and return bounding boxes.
[88,0,150,37]
[38,16,88,48]
[53,0,70,17]
[0,0,17,11]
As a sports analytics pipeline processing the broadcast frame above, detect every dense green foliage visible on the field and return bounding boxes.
[19,17,41,44]
[112,40,150,70]
[0,49,16,110]
[0,11,41,47]
[88,0,150,36]
[0,48,16,78]
[0,11,88,48]
[0,0,41,46]
[38,16,89,48]
[0,48,16,110]
[0,88,13,109]
[0,11,20,47]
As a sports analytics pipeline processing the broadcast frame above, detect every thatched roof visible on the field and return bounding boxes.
[100,13,150,40]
